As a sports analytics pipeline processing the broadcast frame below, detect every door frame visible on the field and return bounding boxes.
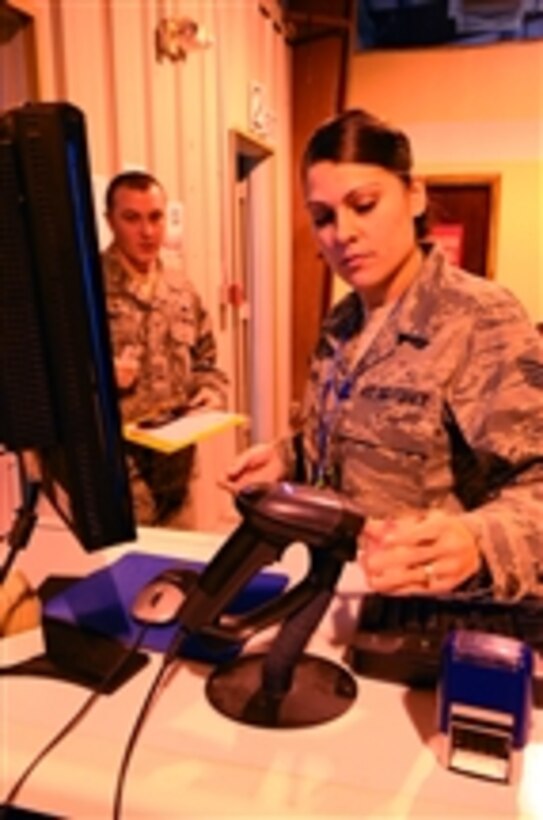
[425,173,501,279]
[228,128,274,445]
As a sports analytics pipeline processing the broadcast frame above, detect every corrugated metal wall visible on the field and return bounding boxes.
[2,0,292,531]
[30,0,291,437]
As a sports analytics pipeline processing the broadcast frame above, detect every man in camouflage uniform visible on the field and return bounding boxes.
[103,171,228,527]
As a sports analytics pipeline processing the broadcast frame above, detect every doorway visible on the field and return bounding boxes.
[229,129,273,451]
[192,130,275,533]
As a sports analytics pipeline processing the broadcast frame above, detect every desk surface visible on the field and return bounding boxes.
[2,521,543,819]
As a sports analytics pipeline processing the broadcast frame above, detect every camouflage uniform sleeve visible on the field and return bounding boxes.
[451,296,543,600]
[189,292,229,408]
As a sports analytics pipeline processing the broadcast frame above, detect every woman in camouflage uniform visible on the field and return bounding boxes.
[223,109,543,601]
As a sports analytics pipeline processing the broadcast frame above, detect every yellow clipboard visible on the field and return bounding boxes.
[124,411,248,454]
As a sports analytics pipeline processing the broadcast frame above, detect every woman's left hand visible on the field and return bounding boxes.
[359,510,482,595]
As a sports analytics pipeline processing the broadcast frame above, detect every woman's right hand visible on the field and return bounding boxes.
[219,441,287,494]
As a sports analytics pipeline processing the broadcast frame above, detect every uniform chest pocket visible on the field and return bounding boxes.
[107,298,145,344]
[337,383,442,461]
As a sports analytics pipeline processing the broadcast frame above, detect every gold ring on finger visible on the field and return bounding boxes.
[422,562,435,589]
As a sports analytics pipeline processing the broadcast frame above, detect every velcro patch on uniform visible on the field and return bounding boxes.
[518,357,543,389]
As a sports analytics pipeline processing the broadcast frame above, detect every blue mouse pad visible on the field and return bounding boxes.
[44,550,289,664]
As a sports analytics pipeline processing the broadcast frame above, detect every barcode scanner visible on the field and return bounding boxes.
[175,481,366,728]
[177,481,363,635]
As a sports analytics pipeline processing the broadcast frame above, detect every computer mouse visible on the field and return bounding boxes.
[130,568,198,625]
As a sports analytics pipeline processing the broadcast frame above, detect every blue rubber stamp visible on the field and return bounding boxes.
[437,629,533,783]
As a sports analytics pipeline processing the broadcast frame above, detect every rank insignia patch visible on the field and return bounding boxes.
[518,357,543,389]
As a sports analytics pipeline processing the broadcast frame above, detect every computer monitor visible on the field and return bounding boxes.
[0,101,135,555]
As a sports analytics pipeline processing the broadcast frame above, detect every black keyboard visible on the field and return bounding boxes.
[345,593,543,705]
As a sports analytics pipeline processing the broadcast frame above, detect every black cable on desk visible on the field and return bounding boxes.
[0,625,149,817]
[0,470,40,585]
[112,626,188,820]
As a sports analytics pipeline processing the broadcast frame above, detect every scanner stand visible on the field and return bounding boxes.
[206,582,358,728]
[185,482,364,728]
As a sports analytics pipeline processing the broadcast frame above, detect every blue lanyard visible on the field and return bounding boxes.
[313,348,353,489]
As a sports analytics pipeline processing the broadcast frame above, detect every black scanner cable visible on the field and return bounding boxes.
[0,624,149,817]
[112,617,189,820]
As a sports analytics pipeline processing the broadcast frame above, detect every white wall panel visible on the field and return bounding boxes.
[57,0,116,173]
[108,0,149,173]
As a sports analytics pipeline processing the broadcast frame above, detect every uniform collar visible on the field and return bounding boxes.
[393,242,448,349]
[317,241,448,364]
[105,244,163,302]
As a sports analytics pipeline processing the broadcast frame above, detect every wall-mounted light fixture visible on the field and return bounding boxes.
[155,16,213,62]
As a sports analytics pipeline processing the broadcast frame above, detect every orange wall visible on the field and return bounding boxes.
[345,41,543,319]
